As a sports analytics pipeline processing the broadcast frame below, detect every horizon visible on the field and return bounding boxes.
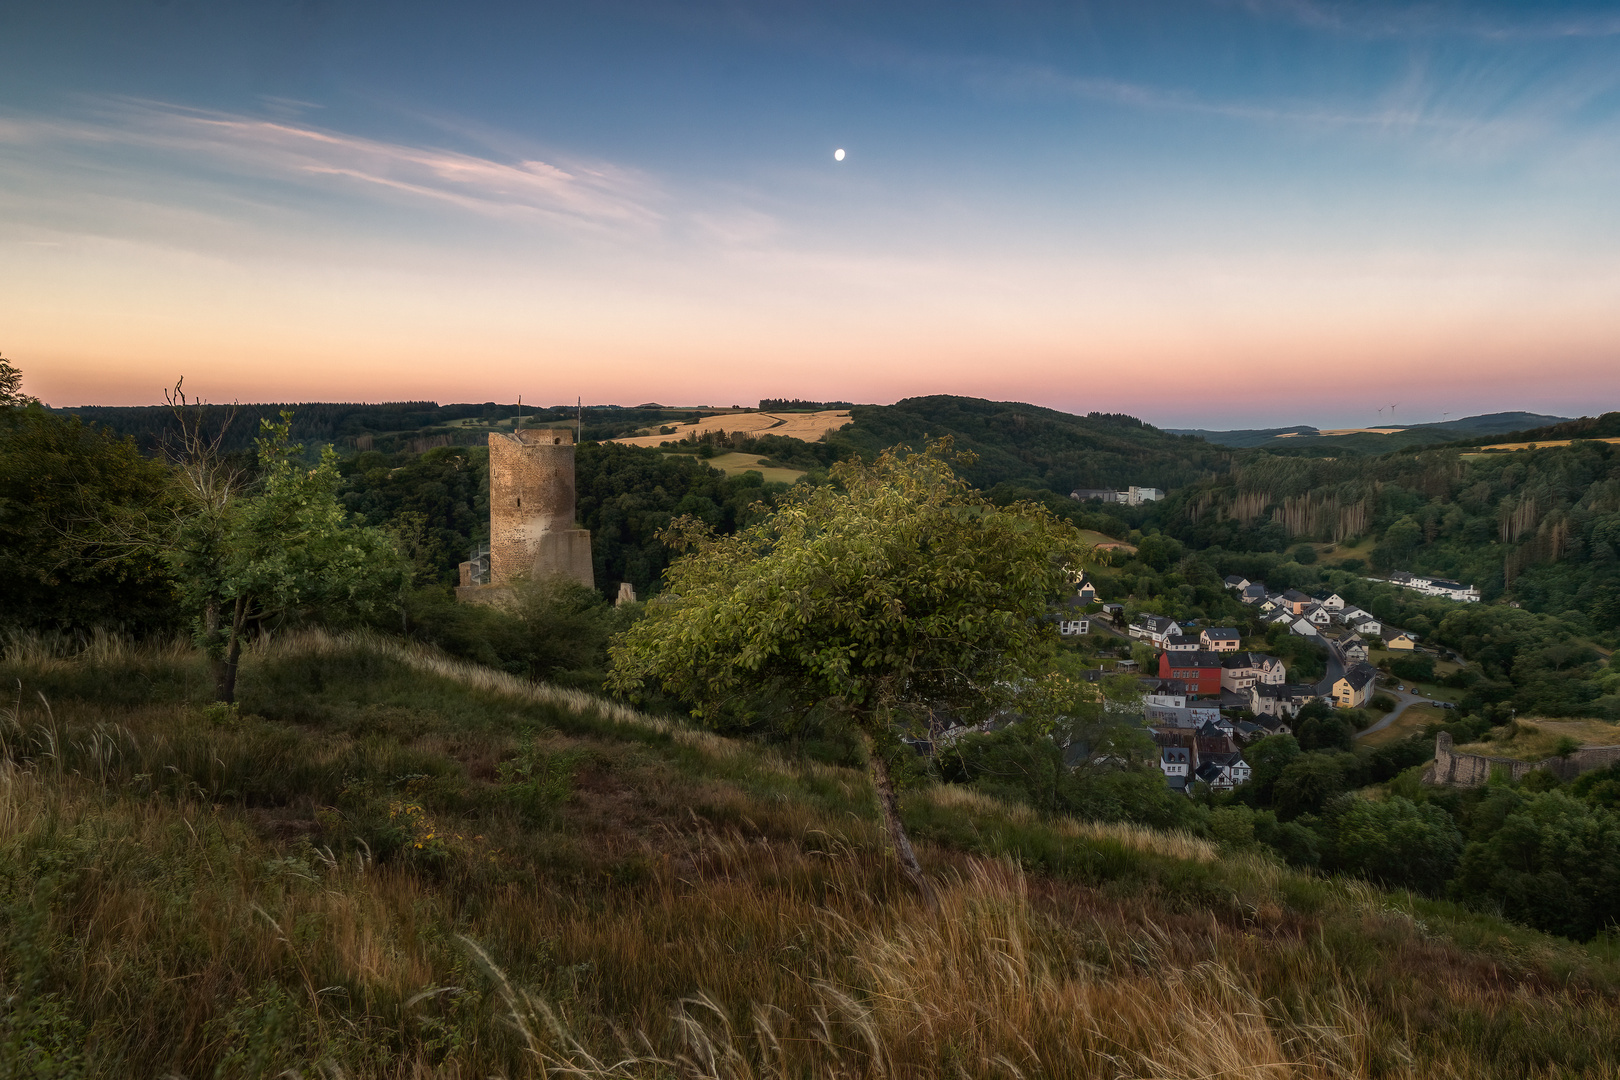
[4,1,1620,427]
[38,391,1585,436]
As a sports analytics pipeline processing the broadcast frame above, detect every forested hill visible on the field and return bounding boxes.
[831,395,1232,493]
[1442,411,1620,448]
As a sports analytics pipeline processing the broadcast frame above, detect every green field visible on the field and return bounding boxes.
[671,451,806,484]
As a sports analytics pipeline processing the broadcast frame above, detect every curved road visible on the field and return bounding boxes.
[1356,688,1432,740]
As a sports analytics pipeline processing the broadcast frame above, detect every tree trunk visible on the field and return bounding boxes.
[864,734,939,911]
[215,596,248,704]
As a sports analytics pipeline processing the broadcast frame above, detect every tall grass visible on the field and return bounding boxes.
[0,630,1617,1078]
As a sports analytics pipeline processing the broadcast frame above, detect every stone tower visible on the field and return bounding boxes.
[466,427,594,592]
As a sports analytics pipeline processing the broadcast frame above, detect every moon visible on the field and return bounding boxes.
[834,148,845,162]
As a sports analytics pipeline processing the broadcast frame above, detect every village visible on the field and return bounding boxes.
[1043,568,1448,796]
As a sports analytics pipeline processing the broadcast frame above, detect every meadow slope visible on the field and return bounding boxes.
[1,631,1617,1079]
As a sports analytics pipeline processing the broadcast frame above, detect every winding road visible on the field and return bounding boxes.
[1356,688,1433,740]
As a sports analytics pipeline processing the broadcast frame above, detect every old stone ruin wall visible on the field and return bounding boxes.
[1429,731,1620,788]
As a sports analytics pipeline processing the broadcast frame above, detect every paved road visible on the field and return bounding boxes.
[1357,688,1433,739]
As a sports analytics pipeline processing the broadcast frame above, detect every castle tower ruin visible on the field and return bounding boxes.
[460,427,594,596]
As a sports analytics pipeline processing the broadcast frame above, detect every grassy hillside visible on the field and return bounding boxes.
[3,633,1618,1078]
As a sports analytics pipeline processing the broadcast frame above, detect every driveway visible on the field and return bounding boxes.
[1357,688,1435,740]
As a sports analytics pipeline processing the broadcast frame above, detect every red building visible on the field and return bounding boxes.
[1158,651,1224,696]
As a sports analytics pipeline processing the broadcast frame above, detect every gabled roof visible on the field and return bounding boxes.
[1224,575,1248,587]
[1336,663,1378,692]
[1162,651,1226,670]
[1132,614,1179,634]
[1203,627,1240,639]
[1281,588,1312,602]
[1224,651,1280,669]
[1380,627,1417,643]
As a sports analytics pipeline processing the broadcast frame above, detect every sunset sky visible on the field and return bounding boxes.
[2,1,1618,427]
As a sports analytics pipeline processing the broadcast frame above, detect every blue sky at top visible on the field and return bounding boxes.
[1,1,1617,426]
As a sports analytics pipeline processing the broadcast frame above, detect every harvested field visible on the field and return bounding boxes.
[610,409,852,447]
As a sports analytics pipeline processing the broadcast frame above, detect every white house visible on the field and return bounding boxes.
[1194,753,1251,791]
[1163,632,1201,653]
[1302,605,1333,627]
[1129,614,1181,647]
[1058,616,1090,637]
[1221,652,1285,692]
[1289,617,1320,637]
[1159,745,1192,782]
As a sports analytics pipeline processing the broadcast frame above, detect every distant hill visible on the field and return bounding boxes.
[832,395,1232,493]
[1441,411,1620,448]
[1170,412,1571,453]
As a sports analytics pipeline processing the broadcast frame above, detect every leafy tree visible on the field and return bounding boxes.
[0,354,36,407]
[144,394,405,702]
[1296,713,1356,752]
[1273,752,1356,820]
[0,401,175,633]
[1328,794,1462,894]
[1452,791,1620,940]
[607,442,1088,905]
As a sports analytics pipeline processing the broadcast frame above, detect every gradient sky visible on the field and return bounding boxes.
[2,1,1618,427]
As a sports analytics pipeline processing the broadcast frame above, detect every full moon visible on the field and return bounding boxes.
[834,148,845,161]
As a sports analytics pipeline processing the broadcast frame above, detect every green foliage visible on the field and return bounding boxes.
[607,441,1088,734]
[0,406,178,634]
[0,354,35,408]
[1326,795,1463,895]
[830,395,1232,494]
[1452,791,1620,941]
[1389,654,1436,683]
[405,579,634,689]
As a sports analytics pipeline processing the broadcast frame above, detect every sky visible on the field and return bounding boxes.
[2,1,1618,428]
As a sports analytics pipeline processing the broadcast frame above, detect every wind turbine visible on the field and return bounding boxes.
[1388,403,1399,425]
[1377,405,1386,421]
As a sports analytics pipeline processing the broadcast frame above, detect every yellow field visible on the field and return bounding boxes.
[1462,437,1620,457]
[611,409,852,448]
[680,451,806,484]
[1455,717,1620,761]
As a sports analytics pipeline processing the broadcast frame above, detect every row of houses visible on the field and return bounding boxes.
[1383,571,1481,603]
[1222,577,1420,652]
[1127,614,1241,653]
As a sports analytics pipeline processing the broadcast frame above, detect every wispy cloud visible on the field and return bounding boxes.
[0,99,662,233]
[1232,0,1620,41]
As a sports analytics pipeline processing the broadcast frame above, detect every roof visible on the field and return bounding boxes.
[1162,651,1226,670]
[1224,575,1247,586]
[1281,588,1312,602]
[1429,578,1467,590]
[1133,614,1178,633]
[1337,663,1379,692]
[1381,627,1417,642]
[1223,651,1279,669]
[1203,627,1240,639]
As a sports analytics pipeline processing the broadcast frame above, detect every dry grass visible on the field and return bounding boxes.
[1359,704,1448,749]
[1456,717,1620,761]
[3,631,1619,1078]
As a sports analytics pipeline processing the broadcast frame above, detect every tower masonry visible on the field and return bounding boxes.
[461,427,594,596]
